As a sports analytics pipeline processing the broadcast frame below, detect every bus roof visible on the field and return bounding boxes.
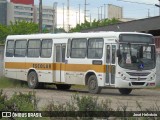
[6,31,153,40]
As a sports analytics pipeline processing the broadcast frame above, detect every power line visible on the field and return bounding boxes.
[117,0,154,6]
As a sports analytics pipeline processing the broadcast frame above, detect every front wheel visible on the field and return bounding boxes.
[118,88,132,95]
[27,71,39,89]
[88,75,101,94]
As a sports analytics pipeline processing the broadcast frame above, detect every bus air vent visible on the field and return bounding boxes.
[131,82,145,86]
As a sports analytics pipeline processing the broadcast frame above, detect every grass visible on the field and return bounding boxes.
[0,77,27,88]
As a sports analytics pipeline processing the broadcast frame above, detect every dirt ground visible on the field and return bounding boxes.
[2,87,160,111]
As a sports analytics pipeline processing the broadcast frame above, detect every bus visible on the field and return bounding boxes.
[4,32,156,94]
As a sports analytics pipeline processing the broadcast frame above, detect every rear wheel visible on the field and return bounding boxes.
[119,88,132,95]
[27,71,39,89]
[88,75,101,94]
[56,84,71,90]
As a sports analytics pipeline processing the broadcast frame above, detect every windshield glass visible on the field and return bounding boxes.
[118,43,156,70]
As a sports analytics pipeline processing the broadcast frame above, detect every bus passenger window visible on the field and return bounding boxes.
[6,40,14,57]
[56,46,61,62]
[106,45,110,63]
[88,38,104,59]
[27,39,41,57]
[41,39,52,58]
[67,39,71,58]
[14,40,27,57]
[112,45,116,64]
[70,38,87,58]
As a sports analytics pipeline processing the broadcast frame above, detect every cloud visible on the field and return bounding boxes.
[57,7,84,29]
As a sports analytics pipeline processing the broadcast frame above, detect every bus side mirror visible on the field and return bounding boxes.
[117,49,121,57]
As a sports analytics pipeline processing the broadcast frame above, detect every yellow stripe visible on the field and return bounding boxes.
[5,62,115,73]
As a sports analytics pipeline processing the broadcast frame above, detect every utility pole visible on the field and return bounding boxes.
[90,13,92,26]
[148,9,150,18]
[76,12,78,25]
[62,3,64,29]
[39,0,42,33]
[101,6,103,20]
[67,0,70,31]
[53,2,57,33]
[104,4,106,19]
[97,7,100,20]
[84,0,89,22]
[79,4,81,24]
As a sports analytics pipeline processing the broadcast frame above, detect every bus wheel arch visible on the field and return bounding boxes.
[27,69,39,89]
[85,72,102,94]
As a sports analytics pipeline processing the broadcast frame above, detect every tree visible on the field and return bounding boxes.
[69,18,120,32]
[0,21,40,44]
[0,24,9,44]
[8,21,39,35]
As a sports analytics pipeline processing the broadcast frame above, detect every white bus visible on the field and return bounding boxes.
[4,32,156,94]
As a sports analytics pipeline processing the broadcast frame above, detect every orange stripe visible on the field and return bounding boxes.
[5,62,112,73]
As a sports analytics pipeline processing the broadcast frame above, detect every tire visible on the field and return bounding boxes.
[88,75,101,94]
[56,84,71,90]
[27,71,39,89]
[119,88,132,95]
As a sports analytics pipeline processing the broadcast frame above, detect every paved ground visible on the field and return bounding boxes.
[2,87,160,111]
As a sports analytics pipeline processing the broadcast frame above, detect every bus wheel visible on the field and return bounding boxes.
[88,75,101,94]
[27,71,39,89]
[118,88,132,95]
[56,84,71,90]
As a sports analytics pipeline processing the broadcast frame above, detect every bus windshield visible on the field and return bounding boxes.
[118,43,156,70]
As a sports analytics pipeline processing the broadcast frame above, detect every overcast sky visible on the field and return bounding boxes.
[34,0,160,28]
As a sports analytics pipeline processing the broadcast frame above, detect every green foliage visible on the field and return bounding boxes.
[0,21,41,44]
[0,24,9,44]
[70,18,120,32]
[8,21,39,35]
[0,90,38,111]
[0,77,27,88]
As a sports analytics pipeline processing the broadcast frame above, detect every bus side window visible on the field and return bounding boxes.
[6,40,14,57]
[70,38,87,58]
[41,39,52,58]
[14,40,27,57]
[106,45,110,63]
[112,45,116,64]
[88,38,104,59]
[27,39,41,58]
[67,39,71,58]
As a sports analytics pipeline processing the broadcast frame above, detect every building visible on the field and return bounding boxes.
[0,0,57,32]
[34,6,55,31]
[7,2,34,25]
[108,4,123,19]
[0,0,7,25]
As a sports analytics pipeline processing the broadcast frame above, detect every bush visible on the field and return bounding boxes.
[0,90,38,111]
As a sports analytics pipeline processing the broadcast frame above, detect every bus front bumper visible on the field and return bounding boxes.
[115,77,156,88]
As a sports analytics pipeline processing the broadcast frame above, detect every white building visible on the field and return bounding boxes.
[7,2,34,25]
[0,0,57,32]
[34,6,56,31]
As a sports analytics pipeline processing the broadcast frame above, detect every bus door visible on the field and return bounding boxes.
[55,44,66,82]
[105,44,116,85]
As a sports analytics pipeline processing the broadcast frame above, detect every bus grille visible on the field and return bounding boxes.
[130,78,146,81]
[131,82,145,86]
[127,72,150,76]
